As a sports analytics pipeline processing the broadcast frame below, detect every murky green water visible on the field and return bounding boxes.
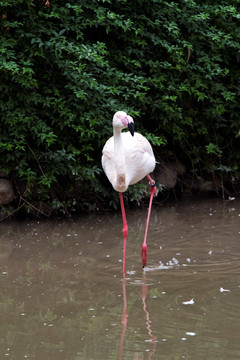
[0,198,240,359]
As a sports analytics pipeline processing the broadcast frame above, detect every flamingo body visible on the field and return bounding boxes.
[102,111,155,192]
[102,131,155,192]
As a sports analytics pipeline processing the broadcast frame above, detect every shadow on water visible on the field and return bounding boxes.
[0,198,240,359]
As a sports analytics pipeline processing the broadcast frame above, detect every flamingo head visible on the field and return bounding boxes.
[113,111,134,136]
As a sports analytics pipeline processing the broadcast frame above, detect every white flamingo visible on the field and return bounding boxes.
[102,111,156,275]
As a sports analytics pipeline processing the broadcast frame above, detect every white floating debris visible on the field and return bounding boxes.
[220,287,230,293]
[145,257,181,271]
[144,264,171,271]
[127,270,135,275]
[167,258,179,266]
[182,298,194,305]
[208,250,213,255]
[186,332,196,336]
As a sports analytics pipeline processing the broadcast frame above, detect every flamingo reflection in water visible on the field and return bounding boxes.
[118,276,157,360]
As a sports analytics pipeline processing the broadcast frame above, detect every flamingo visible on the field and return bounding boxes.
[102,111,156,275]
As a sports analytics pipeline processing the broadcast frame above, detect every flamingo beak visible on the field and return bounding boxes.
[128,122,134,136]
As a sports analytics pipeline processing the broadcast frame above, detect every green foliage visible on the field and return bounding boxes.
[1,0,240,215]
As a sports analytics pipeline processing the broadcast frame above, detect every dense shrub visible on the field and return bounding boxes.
[1,0,240,216]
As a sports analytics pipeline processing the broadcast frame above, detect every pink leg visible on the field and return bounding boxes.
[141,175,156,267]
[119,192,128,276]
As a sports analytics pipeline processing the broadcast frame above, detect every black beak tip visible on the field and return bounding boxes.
[128,122,134,136]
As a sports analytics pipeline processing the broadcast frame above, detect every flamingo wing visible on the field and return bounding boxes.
[122,132,156,185]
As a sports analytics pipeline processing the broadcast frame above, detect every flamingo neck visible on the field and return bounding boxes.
[113,127,127,192]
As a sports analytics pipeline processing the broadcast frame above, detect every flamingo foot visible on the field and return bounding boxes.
[141,243,147,268]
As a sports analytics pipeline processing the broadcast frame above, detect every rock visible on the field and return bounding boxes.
[153,161,186,190]
[154,163,178,189]
[169,161,186,176]
[0,179,15,204]
[158,167,177,189]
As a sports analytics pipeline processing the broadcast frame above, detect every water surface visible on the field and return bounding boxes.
[0,198,240,359]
